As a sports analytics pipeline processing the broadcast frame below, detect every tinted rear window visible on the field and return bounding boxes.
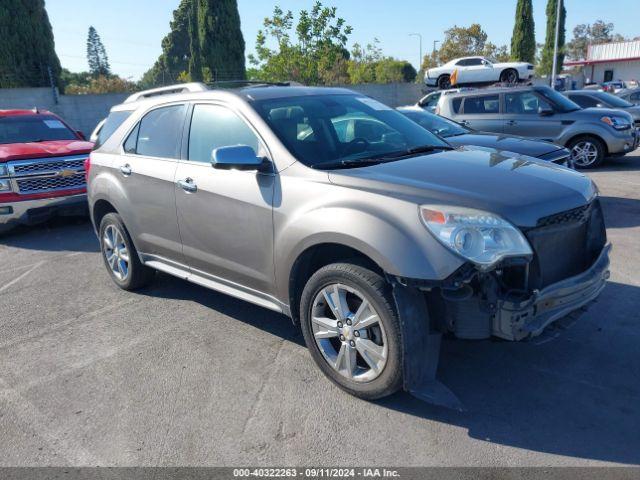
[463,95,500,114]
[95,111,132,149]
[452,98,462,114]
[0,115,77,144]
[125,105,186,159]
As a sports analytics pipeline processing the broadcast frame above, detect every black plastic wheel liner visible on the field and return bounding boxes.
[391,282,464,411]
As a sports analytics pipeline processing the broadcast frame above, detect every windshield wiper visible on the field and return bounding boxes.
[313,145,455,170]
[314,157,388,170]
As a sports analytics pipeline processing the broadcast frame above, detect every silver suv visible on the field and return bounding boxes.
[437,85,638,168]
[88,83,610,402]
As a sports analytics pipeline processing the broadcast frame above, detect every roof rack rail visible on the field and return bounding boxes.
[206,80,296,88]
[124,82,209,104]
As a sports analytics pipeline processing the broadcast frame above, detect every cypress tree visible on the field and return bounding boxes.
[87,26,111,77]
[510,0,536,63]
[141,0,246,86]
[0,0,62,88]
[538,0,566,76]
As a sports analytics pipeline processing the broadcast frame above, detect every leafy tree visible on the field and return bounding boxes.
[64,75,136,94]
[511,0,536,62]
[249,2,353,85]
[87,26,110,77]
[538,0,566,76]
[0,0,62,88]
[374,59,416,83]
[141,0,245,87]
[347,40,383,84]
[566,20,625,60]
[437,24,508,64]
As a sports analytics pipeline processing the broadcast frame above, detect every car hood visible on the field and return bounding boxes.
[445,133,563,158]
[0,139,94,162]
[328,147,596,227]
[621,105,640,121]
[577,107,635,122]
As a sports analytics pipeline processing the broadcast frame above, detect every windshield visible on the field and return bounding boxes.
[399,109,469,138]
[251,94,450,168]
[0,115,77,145]
[591,91,634,108]
[535,86,581,112]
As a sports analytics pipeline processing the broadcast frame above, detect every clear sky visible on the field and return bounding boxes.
[47,0,639,80]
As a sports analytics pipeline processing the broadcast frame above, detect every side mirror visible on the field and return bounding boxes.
[211,145,266,171]
[76,130,86,140]
[538,106,554,116]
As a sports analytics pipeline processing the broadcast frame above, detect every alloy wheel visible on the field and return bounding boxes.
[103,224,130,281]
[571,141,599,167]
[311,283,388,383]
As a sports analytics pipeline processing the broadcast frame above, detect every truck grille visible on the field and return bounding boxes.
[7,155,87,195]
[16,174,85,193]
[524,199,606,289]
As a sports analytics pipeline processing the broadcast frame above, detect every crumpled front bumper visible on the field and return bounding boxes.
[493,244,611,341]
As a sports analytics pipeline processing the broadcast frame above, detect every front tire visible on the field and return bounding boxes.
[299,262,402,400]
[500,69,519,84]
[568,136,606,169]
[99,213,154,290]
[437,74,451,90]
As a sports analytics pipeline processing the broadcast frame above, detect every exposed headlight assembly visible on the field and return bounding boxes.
[600,115,631,130]
[420,205,532,268]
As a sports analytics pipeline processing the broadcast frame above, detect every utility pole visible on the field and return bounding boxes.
[409,33,423,71]
[551,0,562,89]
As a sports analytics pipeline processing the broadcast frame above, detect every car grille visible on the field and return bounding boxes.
[7,155,87,195]
[16,174,85,194]
[524,199,606,289]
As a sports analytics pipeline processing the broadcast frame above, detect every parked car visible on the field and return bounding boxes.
[564,90,640,128]
[416,88,472,113]
[398,106,572,166]
[0,109,93,233]
[425,56,534,90]
[437,85,638,168]
[602,80,627,93]
[88,84,610,401]
[616,87,640,104]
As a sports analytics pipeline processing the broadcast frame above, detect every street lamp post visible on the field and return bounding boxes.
[433,40,440,65]
[551,0,562,89]
[409,33,423,71]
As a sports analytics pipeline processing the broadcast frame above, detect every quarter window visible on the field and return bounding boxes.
[188,104,261,163]
[567,94,599,108]
[463,95,500,114]
[125,105,186,159]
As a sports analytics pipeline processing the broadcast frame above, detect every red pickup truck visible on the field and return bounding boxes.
[0,109,93,233]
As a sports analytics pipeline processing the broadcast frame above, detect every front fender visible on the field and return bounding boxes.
[273,203,464,303]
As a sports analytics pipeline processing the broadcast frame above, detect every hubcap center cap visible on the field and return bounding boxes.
[341,325,353,341]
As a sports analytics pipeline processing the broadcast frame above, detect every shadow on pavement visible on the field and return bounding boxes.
[600,196,640,228]
[600,155,640,172]
[0,217,99,253]
[140,271,640,465]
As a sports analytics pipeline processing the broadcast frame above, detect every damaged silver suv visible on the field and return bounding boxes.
[87,83,610,403]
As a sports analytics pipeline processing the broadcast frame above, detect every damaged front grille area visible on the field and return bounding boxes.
[525,199,606,290]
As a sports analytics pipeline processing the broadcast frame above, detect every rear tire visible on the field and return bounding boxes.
[567,136,606,169]
[299,262,403,400]
[437,74,451,90]
[99,213,154,290]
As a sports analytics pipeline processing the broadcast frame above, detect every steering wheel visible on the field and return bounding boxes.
[343,137,370,155]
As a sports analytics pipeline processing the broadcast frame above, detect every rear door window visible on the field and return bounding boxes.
[125,105,186,159]
[567,94,600,108]
[463,95,500,114]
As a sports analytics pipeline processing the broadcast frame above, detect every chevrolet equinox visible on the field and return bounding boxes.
[87,83,610,401]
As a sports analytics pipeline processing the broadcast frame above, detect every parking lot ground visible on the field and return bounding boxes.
[1,153,639,467]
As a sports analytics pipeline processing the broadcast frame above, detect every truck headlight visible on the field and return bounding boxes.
[0,179,11,192]
[419,205,532,268]
[600,115,631,130]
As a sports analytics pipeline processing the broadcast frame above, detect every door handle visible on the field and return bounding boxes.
[460,120,470,126]
[119,164,132,176]
[177,178,197,193]
[506,120,517,126]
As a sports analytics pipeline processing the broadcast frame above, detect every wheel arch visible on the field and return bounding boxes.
[287,242,384,323]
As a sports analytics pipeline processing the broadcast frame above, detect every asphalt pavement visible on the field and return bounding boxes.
[0,153,639,467]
